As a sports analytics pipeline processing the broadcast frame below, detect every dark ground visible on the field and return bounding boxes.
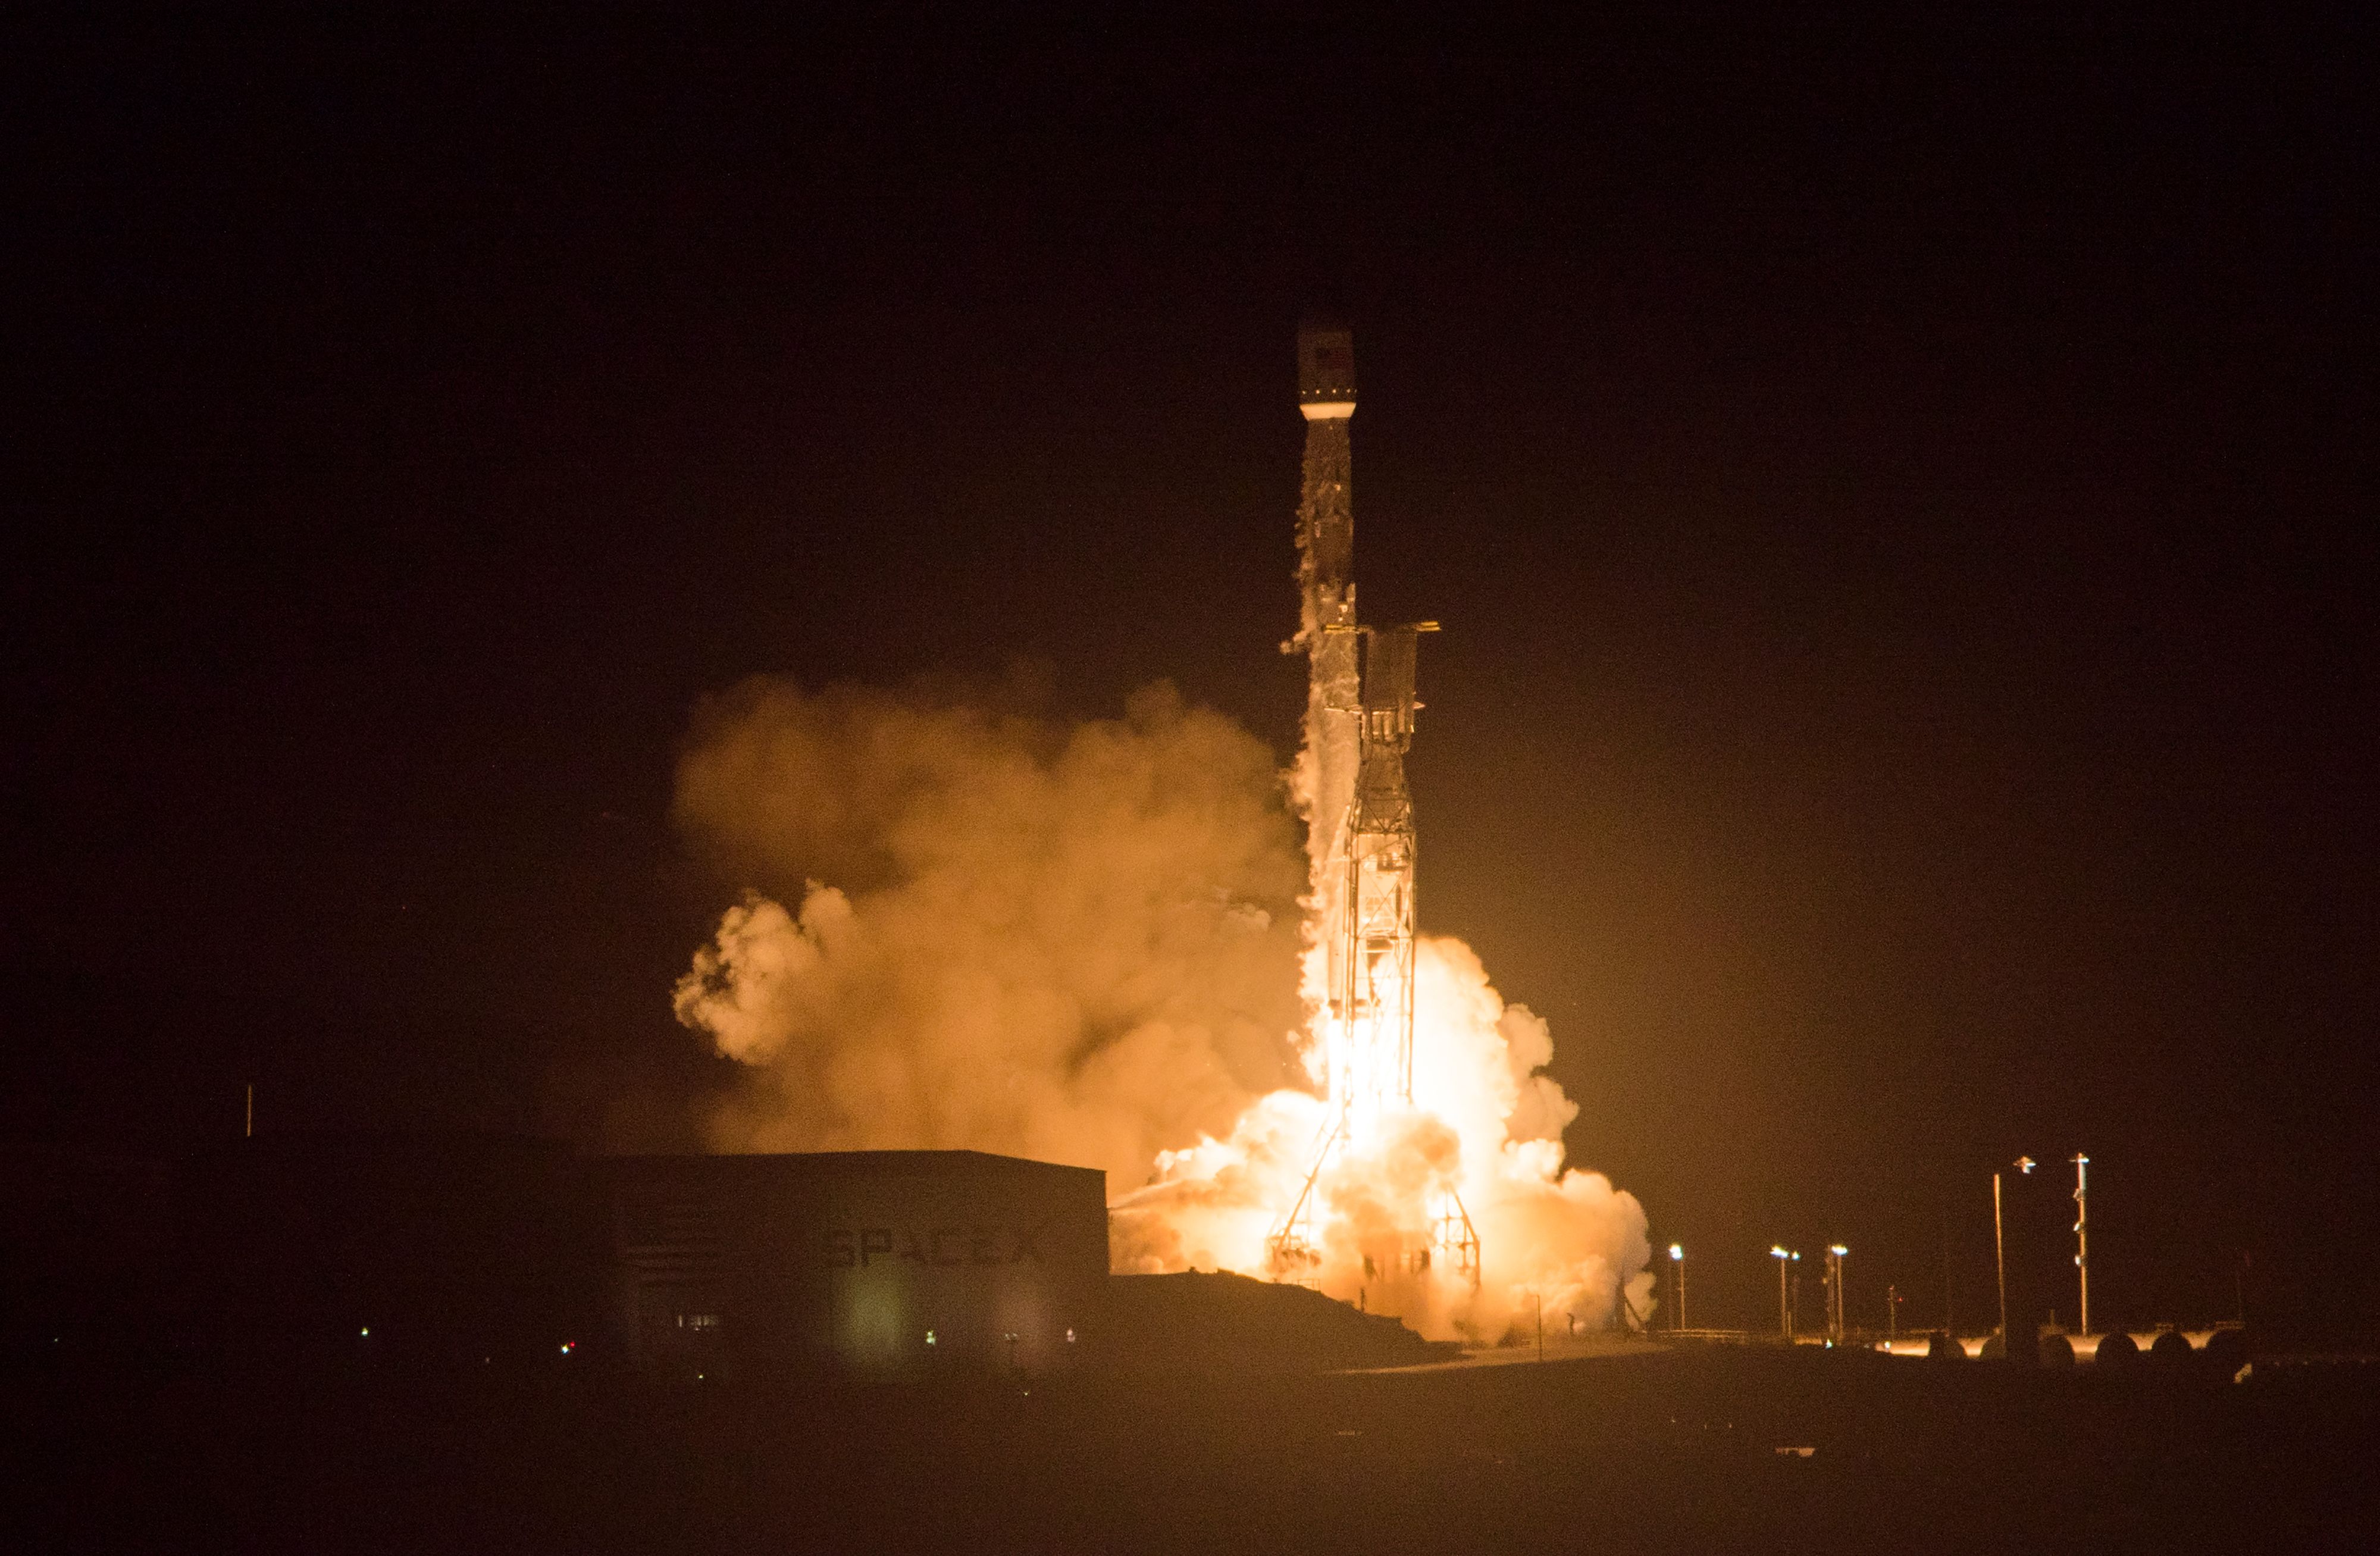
[9,1345,2373,1554]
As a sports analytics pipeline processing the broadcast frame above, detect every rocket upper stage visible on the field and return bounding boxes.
[1297,317,1357,420]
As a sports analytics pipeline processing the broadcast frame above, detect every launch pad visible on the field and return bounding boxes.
[1266,318,1480,1292]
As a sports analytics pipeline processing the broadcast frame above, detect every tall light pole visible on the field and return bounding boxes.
[1771,1246,1798,1339]
[1992,1170,2005,1342]
[1825,1244,1849,1344]
[1669,1244,1686,1333]
[2070,1154,2090,1336]
[1995,1156,2034,1348]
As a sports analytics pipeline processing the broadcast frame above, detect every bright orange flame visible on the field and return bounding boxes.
[1111,932,1652,1343]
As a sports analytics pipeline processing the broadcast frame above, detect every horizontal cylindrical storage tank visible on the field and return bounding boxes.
[2200,1328,2248,1377]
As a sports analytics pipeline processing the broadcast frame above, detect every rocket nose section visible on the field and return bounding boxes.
[1298,319,1357,414]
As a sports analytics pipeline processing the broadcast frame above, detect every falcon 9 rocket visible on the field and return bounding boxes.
[1272,318,1477,1287]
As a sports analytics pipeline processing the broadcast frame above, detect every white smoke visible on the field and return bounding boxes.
[672,674,1652,1339]
[671,676,1307,1184]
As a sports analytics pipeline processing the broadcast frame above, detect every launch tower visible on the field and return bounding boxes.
[1269,318,1479,1289]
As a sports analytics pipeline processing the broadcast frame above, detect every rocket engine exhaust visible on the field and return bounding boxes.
[671,318,1654,1343]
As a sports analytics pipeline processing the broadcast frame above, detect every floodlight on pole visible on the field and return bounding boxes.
[2071,1154,2090,1336]
[1668,1244,1686,1333]
[1771,1247,1798,1339]
[1825,1245,1849,1344]
[1993,1154,2034,1350]
[1993,1170,2007,1344]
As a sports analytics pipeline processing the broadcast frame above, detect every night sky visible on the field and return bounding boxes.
[8,15,2373,1335]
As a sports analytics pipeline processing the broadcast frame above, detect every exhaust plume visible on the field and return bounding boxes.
[673,675,1652,1339]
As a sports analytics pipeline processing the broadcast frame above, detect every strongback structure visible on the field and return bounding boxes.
[1270,318,1478,1289]
[1342,619,1429,1126]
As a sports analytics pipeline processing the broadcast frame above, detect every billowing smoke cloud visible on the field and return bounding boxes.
[672,675,1652,1339]
[671,677,1307,1184]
